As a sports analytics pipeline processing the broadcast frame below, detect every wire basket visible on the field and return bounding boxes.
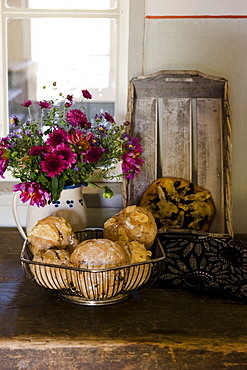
[20,228,166,305]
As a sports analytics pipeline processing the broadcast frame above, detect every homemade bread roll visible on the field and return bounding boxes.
[30,248,71,290]
[140,177,216,231]
[70,238,130,299]
[27,216,78,254]
[118,240,152,290]
[103,205,157,249]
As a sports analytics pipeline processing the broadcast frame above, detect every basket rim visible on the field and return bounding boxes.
[20,228,166,273]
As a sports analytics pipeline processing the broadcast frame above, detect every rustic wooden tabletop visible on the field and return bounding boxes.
[1,227,247,370]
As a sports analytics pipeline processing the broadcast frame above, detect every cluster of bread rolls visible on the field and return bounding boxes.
[27,206,157,299]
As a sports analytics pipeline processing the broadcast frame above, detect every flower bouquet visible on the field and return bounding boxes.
[0,83,144,207]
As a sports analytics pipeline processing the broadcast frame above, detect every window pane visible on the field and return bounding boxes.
[6,0,117,10]
[7,18,116,127]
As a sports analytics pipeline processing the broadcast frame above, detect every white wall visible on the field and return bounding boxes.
[146,0,247,16]
[143,0,247,234]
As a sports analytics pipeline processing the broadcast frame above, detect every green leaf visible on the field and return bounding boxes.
[51,176,59,201]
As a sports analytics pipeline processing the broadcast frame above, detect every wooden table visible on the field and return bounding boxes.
[1,228,247,369]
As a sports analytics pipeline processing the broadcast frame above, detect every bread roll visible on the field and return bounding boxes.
[27,216,78,254]
[30,248,71,290]
[103,206,157,249]
[118,240,152,290]
[140,177,216,231]
[70,238,130,299]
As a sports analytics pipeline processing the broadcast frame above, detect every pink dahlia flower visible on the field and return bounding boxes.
[38,101,51,109]
[13,182,51,207]
[0,145,9,178]
[53,143,77,168]
[66,109,88,128]
[47,128,69,147]
[21,100,32,107]
[41,153,66,178]
[84,147,105,164]
[82,89,92,100]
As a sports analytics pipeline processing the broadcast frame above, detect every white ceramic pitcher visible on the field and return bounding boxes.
[12,184,87,239]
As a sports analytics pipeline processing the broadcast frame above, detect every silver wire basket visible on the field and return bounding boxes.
[20,228,166,305]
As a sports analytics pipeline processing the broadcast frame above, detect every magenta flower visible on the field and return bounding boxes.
[66,94,73,103]
[82,89,92,100]
[29,145,45,156]
[13,182,51,207]
[66,109,88,128]
[121,137,144,179]
[104,112,115,123]
[41,153,66,178]
[47,128,69,147]
[21,100,32,107]
[121,152,144,179]
[64,102,72,108]
[0,145,10,178]
[38,101,51,109]
[54,143,77,168]
[84,147,105,164]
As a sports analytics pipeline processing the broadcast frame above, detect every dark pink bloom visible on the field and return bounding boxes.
[64,102,72,108]
[13,182,51,207]
[121,152,144,179]
[121,137,144,179]
[66,109,88,128]
[29,145,45,156]
[41,153,66,178]
[103,112,115,123]
[66,95,73,103]
[82,89,92,100]
[84,147,104,164]
[54,143,77,168]
[21,100,32,107]
[0,145,9,178]
[38,101,51,109]
[47,128,69,147]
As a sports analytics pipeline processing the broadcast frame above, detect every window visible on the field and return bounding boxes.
[7,0,117,10]
[8,16,116,127]
[0,0,130,181]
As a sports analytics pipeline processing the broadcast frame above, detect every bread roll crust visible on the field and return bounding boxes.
[70,238,130,269]
[103,206,157,249]
[27,216,78,254]
[70,238,130,299]
[117,240,152,290]
[30,248,71,290]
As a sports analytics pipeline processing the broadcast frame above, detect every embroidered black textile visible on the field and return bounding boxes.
[159,233,247,301]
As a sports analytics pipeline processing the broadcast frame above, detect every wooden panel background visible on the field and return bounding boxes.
[196,98,225,233]
[161,98,191,179]
[123,70,233,236]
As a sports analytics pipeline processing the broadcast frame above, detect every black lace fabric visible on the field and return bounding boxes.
[159,233,247,301]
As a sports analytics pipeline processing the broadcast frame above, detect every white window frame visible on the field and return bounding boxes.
[0,0,145,182]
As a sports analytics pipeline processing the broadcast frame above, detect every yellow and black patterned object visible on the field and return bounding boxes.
[140,177,216,232]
